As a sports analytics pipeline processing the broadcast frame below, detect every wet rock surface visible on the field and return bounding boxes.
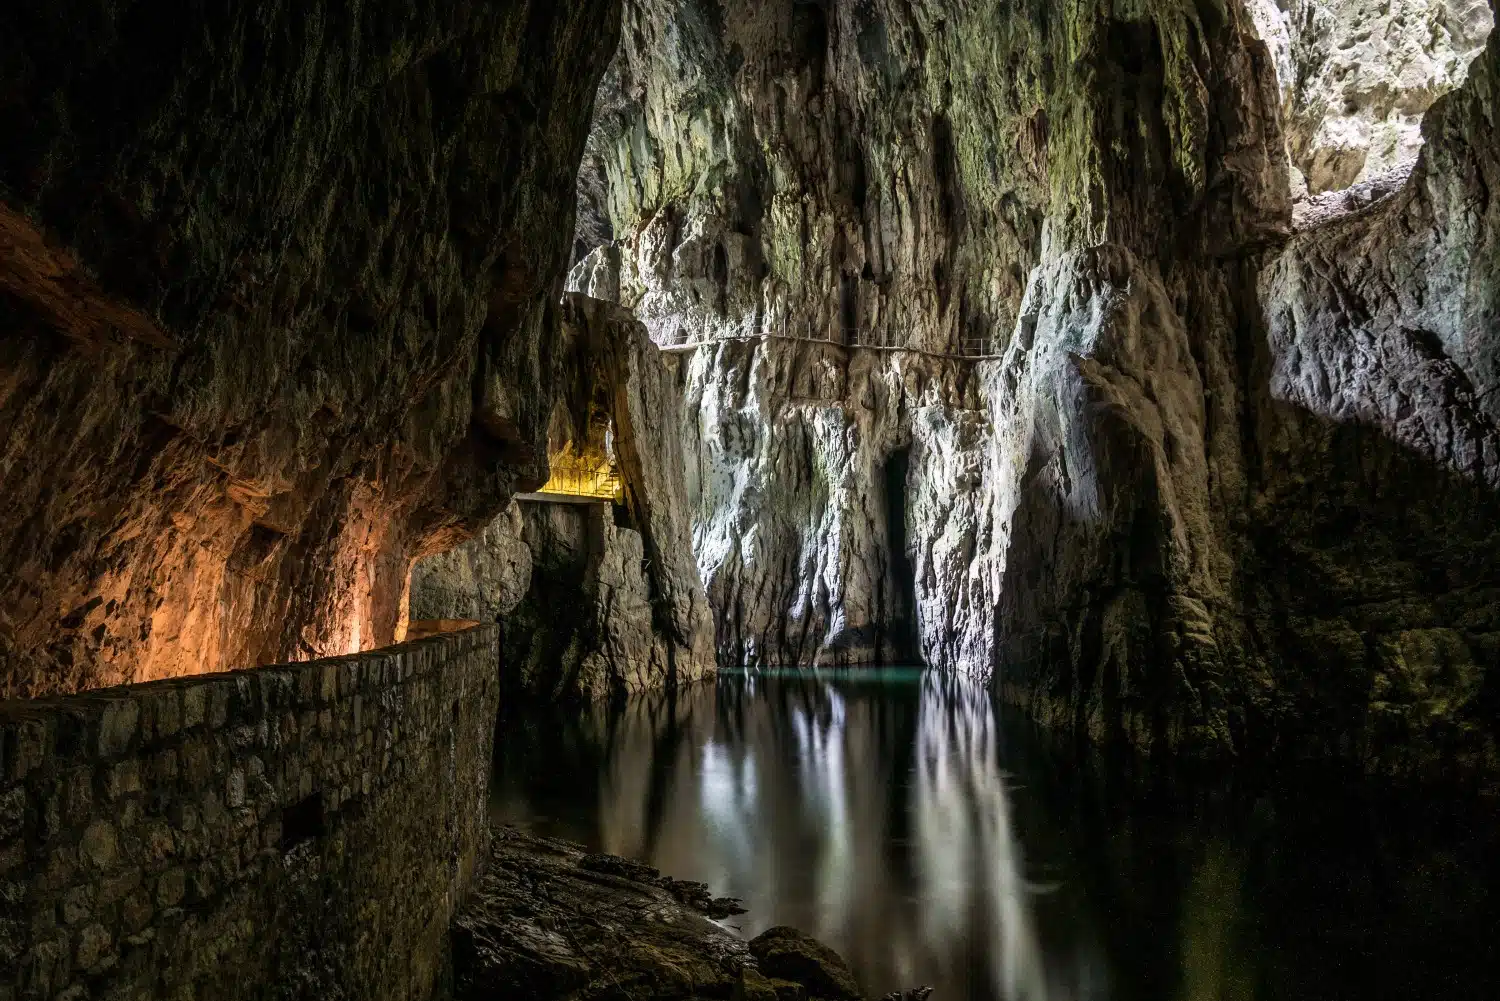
[451,827,918,1001]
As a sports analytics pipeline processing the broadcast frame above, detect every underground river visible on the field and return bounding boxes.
[492,670,1499,1000]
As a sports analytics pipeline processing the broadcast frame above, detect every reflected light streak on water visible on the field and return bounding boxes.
[492,670,1500,1001]
[918,673,1059,1001]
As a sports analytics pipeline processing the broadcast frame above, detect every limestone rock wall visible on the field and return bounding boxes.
[570,0,1287,716]
[0,0,622,697]
[410,504,534,627]
[410,295,715,699]
[0,625,499,1000]
[662,336,981,666]
[1248,0,1492,199]
[1249,18,1500,778]
[573,0,1500,779]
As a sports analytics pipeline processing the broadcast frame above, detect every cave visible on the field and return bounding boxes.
[3,0,1499,999]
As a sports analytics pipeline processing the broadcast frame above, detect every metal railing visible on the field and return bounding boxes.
[537,451,624,502]
[960,335,997,357]
[655,313,1005,360]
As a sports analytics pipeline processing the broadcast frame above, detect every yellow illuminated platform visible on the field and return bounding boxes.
[536,451,623,502]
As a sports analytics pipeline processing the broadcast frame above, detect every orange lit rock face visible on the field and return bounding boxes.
[0,0,623,697]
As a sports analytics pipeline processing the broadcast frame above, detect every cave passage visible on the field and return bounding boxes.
[493,671,1500,1001]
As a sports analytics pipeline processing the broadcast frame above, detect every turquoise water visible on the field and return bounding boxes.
[491,669,1498,1000]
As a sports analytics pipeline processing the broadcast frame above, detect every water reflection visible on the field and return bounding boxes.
[493,670,1500,1001]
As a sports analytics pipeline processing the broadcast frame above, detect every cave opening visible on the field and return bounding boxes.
[882,446,920,665]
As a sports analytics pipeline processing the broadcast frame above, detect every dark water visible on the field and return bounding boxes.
[491,670,1499,1001]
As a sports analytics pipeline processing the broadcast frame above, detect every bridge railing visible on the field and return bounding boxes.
[662,319,1003,359]
[537,451,624,502]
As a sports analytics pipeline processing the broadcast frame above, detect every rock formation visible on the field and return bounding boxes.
[0,0,622,696]
[410,294,716,699]
[2,0,1494,779]
[452,826,928,1001]
[570,0,1499,779]
[1251,12,1500,778]
[1248,0,1492,198]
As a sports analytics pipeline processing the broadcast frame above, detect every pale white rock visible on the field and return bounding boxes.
[1250,0,1492,207]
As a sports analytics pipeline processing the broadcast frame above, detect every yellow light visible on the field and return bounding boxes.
[537,450,624,501]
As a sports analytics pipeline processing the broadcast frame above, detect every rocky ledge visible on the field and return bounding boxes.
[451,827,931,1001]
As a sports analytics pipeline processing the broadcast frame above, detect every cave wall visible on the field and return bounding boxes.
[410,294,716,699]
[569,0,1288,702]
[1248,0,1492,197]
[0,0,623,697]
[1249,15,1500,777]
[572,0,1500,779]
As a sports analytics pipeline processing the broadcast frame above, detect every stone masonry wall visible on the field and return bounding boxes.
[0,624,499,1001]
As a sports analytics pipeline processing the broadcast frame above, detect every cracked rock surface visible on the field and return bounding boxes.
[572,0,1500,782]
[0,0,622,696]
[412,295,715,700]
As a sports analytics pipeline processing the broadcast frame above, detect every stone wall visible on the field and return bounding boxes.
[0,625,499,1001]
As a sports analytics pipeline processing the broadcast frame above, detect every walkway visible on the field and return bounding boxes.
[656,331,1006,362]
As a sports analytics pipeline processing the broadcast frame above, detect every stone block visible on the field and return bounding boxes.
[182,687,207,729]
[0,785,24,843]
[7,718,50,783]
[97,700,139,757]
[62,885,93,926]
[156,867,186,908]
[63,766,92,826]
[148,691,182,740]
[80,819,118,870]
[140,820,175,864]
[180,739,211,787]
[117,797,141,832]
[76,920,115,970]
[0,836,23,875]
[97,866,141,906]
[224,769,245,810]
[29,894,57,937]
[107,760,142,800]
[208,686,230,729]
[190,864,214,903]
[298,668,320,707]
[150,748,178,784]
[121,888,153,935]
[23,931,69,997]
